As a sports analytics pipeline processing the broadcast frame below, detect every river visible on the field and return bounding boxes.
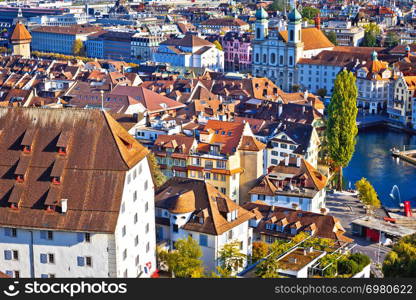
[344,127,416,208]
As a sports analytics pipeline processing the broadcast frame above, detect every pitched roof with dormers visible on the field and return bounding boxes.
[155,177,255,235]
[242,201,353,243]
[249,158,327,199]
[0,107,149,233]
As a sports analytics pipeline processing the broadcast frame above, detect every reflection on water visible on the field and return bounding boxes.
[344,127,416,207]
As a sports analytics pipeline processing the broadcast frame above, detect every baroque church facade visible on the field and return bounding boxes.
[252,5,334,92]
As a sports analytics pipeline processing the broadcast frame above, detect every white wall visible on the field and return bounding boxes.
[114,158,156,278]
[0,227,113,278]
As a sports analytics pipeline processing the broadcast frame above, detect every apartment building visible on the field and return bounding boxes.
[243,202,352,245]
[248,157,327,213]
[388,74,416,126]
[155,177,255,273]
[31,25,101,55]
[0,108,156,278]
[355,51,392,114]
[153,135,197,178]
[187,120,265,204]
[154,34,224,72]
[131,35,165,62]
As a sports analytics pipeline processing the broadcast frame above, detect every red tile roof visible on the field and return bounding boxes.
[110,86,185,113]
[11,22,31,41]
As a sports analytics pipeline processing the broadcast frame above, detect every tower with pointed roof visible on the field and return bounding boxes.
[10,22,32,58]
[254,7,269,41]
[287,6,302,44]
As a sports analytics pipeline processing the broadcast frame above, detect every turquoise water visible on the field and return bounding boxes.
[344,127,416,207]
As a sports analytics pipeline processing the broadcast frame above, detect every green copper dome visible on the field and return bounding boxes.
[255,7,269,20]
[288,7,302,22]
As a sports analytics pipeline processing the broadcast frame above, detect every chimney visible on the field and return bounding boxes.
[292,203,300,210]
[278,102,283,117]
[61,199,68,214]
[314,14,321,30]
[320,207,328,215]
[296,157,301,167]
[303,90,308,100]
[304,247,314,255]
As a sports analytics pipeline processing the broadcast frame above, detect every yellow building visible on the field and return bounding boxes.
[187,120,265,204]
[10,22,32,58]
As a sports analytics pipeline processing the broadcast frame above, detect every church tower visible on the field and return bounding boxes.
[287,6,302,44]
[10,22,32,58]
[254,7,269,41]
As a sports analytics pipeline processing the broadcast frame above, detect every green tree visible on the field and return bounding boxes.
[301,7,320,20]
[324,31,338,46]
[361,22,381,47]
[362,31,377,47]
[317,88,327,98]
[291,84,300,92]
[383,233,416,277]
[252,241,269,263]
[158,236,204,278]
[255,254,281,278]
[147,152,166,188]
[384,31,400,48]
[72,39,85,56]
[326,70,358,191]
[218,241,247,275]
[355,178,381,210]
[364,22,381,36]
[268,0,287,12]
[337,258,360,275]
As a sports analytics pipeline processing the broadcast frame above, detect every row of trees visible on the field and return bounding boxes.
[361,22,399,48]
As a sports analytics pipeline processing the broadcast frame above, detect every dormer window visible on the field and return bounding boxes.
[266,223,274,230]
[57,131,70,156]
[21,129,35,154]
[58,147,66,156]
[52,176,61,185]
[15,175,24,183]
[23,145,31,153]
[199,217,204,224]
[46,205,56,212]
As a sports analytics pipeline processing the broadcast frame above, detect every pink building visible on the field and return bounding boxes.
[220,32,253,73]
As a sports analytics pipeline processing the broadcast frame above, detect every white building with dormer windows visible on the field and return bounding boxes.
[0,108,156,278]
[155,178,255,273]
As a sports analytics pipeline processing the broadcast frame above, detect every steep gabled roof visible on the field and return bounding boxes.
[155,178,254,235]
[0,107,149,233]
[110,85,185,113]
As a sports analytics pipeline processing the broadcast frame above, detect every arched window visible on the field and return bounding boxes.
[263,54,267,64]
[280,55,283,64]
[255,53,259,62]
[289,56,293,65]
[271,53,276,64]
[256,28,261,39]
[289,30,294,42]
